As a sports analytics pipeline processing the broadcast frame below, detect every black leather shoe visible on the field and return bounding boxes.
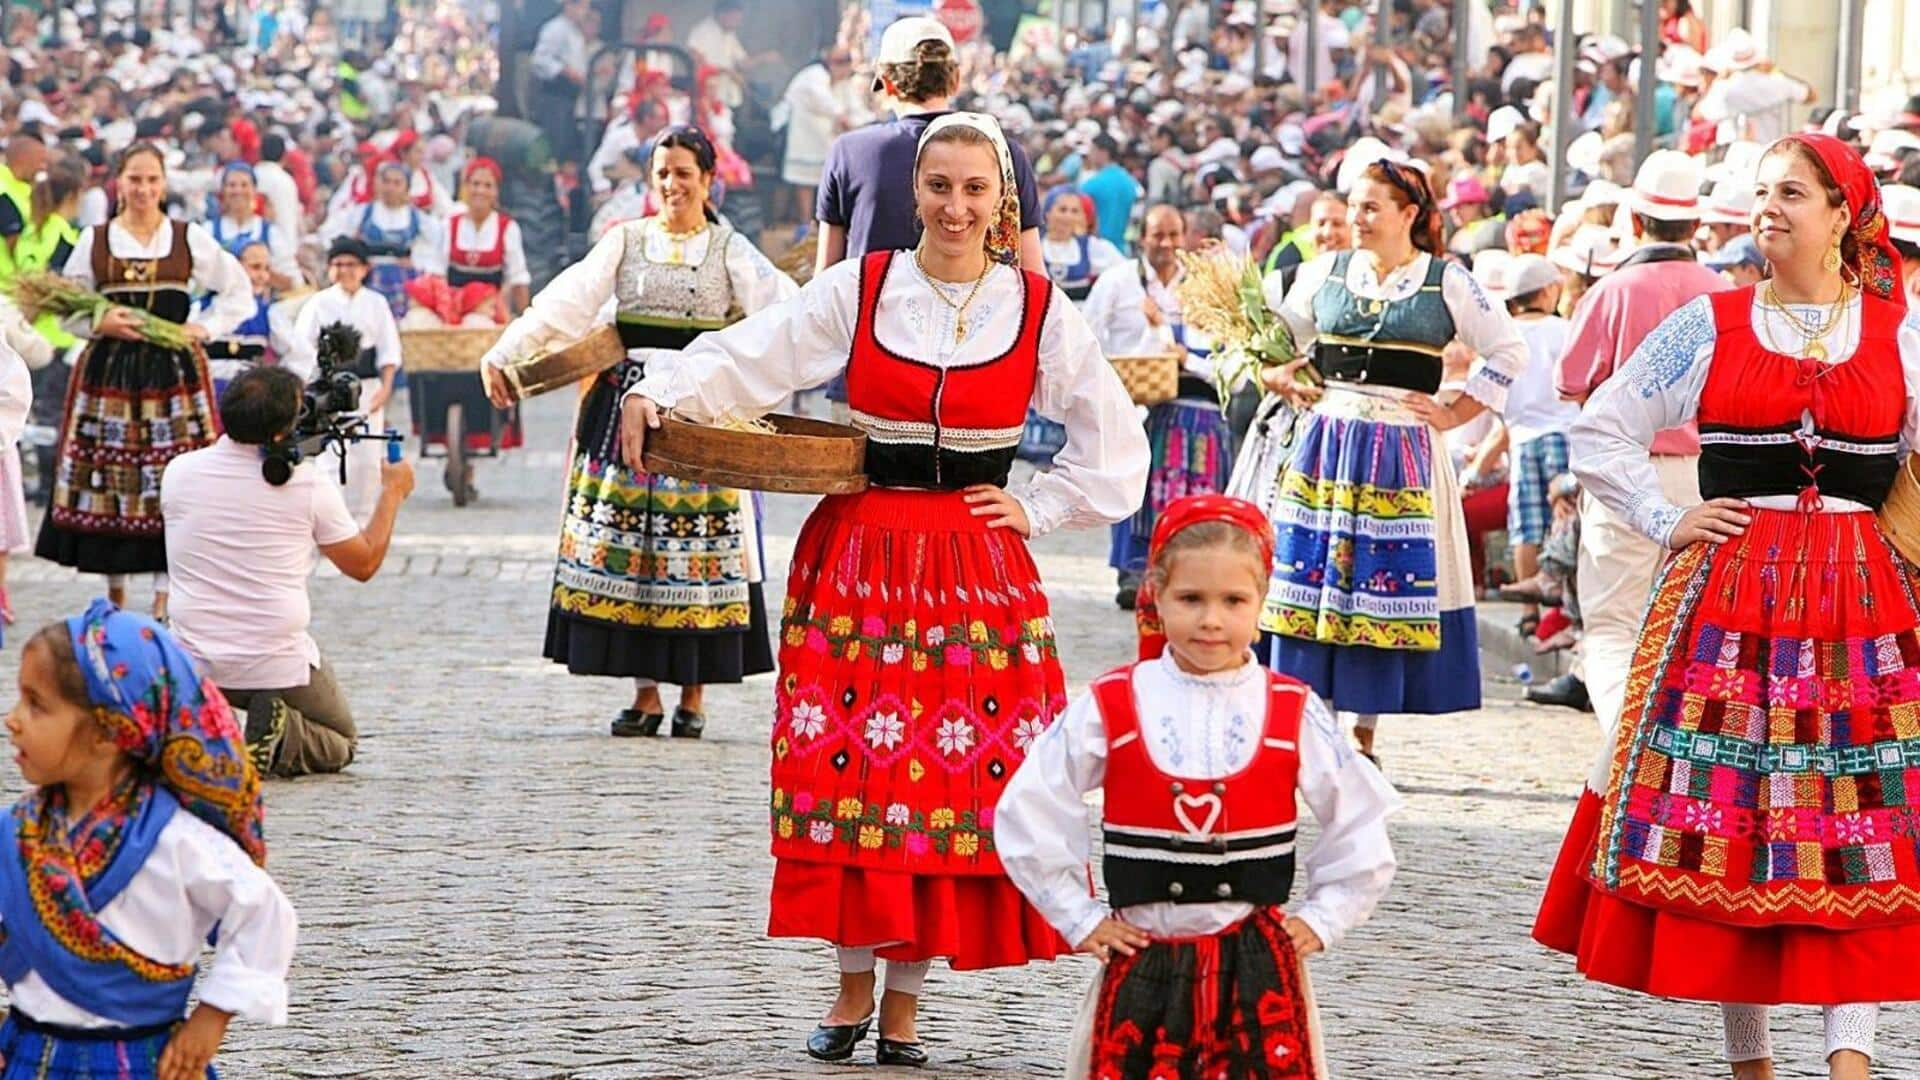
[1526,673,1592,712]
[611,709,664,737]
[804,1018,871,1062]
[670,707,706,739]
[876,1038,929,1067]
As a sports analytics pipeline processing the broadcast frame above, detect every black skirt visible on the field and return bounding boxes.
[544,581,776,684]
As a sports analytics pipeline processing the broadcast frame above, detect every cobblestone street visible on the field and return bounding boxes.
[6,391,1910,1079]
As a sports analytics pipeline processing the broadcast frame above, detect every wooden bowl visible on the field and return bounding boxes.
[499,324,626,400]
[644,413,868,494]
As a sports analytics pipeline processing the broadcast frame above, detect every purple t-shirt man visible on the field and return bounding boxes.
[816,111,1042,258]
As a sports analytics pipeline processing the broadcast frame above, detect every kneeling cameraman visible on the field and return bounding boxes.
[161,366,416,777]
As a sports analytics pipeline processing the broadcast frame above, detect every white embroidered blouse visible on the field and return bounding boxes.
[995,652,1401,951]
[623,257,1150,539]
[1569,293,1920,547]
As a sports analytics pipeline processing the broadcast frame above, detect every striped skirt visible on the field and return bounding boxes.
[1110,398,1231,575]
[1260,385,1479,715]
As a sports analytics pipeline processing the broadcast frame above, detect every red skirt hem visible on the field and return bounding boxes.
[768,857,1070,971]
[1535,789,1920,1004]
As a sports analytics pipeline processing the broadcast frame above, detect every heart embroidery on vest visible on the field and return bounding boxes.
[1173,792,1222,837]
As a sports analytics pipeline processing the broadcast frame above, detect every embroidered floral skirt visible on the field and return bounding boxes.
[0,1010,205,1080]
[35,338,219,575]
[1109,398,1230,575]
[767,488,1069,968]
[1260,386,1479,715]
[543,370,771,685]
[1078,908,1323,1080]
[1535,510,1920,1003]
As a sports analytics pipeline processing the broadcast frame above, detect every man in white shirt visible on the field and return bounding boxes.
[162,366,415,778]
[252,133,304,263]
[1085,205,1192,357]
[687,0,776,110]
[1696,30,1815,146]
[291,238,404,523]
[529,0,592,164]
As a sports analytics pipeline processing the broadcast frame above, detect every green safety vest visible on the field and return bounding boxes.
[1263,227,1317,275]
[5,212,78,349]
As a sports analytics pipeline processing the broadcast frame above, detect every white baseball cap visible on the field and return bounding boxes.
[1486,105,1524,146]
[1505,253,1563,299]
[1249,145,1286,173]
[1576,178,1626,209]
[1629,149,1707,222]
[1882,184,1920,247]
[1565,131,1604,176]
[873,17,955,91]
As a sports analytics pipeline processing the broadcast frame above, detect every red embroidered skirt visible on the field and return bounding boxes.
[1088,908,1318,1080]
[767,488,1070,968]
[1535,510,1920,1003]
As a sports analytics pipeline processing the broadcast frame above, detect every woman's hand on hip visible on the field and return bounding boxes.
[1668,498,1751,549]
[963,484,1032,536]
[619,394,662,472]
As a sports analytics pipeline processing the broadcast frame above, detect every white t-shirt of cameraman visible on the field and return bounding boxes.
[161,436,361,690]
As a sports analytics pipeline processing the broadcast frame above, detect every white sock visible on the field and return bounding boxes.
[1722,1003,1772,1063]
[1824,1003,1878,1062]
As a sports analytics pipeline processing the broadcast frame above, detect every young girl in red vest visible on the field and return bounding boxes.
[997,494,1400,1079]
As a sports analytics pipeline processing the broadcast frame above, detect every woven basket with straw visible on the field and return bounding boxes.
[1109,352,1180,406]
[1879,451,1920,565]
[401,327,506,373]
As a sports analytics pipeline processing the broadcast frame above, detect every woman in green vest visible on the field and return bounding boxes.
[2,158,83,356]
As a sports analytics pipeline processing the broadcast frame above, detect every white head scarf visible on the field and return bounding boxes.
[914,111,1021,264]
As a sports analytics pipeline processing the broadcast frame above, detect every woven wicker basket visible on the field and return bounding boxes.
[644,413,868,494]
[1109,352,1181,406]
[1879,451,1920,565]
[400,327,505,373]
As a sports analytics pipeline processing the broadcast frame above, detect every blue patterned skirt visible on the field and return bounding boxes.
[1259,386,1480,715]
[1109,398,1231,574]
[0,1010,210,1080]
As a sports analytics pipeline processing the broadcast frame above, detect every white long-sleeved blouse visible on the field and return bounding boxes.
[6,810,297,1029]
[480,221,797,369]
[1569,293,1920,548]
[61,222,255,342]
[995,653,1401,952]
[622,256,1151,539]
[1264,250,1529,414]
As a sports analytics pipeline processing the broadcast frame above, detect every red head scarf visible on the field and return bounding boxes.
[462,156,502,186]
[1775,133,1907,309]
[1134,495,1276,661]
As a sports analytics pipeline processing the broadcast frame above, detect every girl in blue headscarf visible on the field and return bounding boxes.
[0,600,296,1078]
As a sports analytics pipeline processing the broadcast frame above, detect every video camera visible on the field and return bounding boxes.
[262,321,402,486]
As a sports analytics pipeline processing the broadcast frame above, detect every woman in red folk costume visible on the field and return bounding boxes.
[620,113,1147,1067]
[1534,134,1920,1079]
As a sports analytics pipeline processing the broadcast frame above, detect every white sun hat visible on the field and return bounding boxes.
[1629,149,1707,222]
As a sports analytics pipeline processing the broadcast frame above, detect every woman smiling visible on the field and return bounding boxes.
[619,113,1147,1067]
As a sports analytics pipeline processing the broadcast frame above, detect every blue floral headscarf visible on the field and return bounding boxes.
[66,598,266,865]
